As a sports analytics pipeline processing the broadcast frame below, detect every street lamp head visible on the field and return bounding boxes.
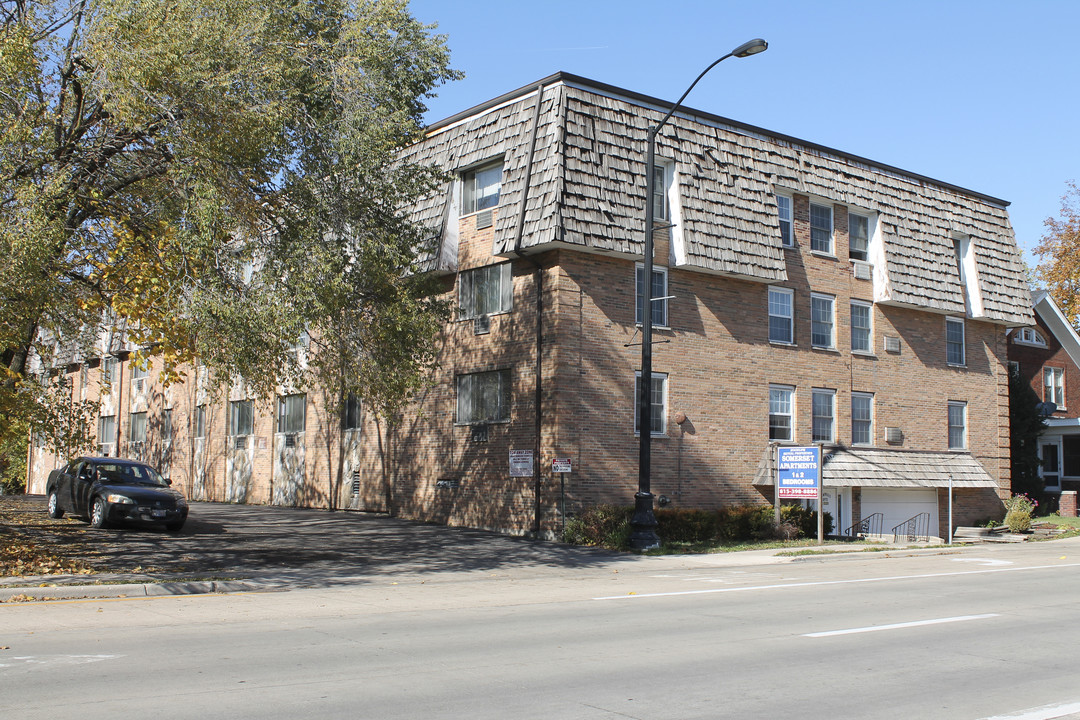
[731,38,768,58]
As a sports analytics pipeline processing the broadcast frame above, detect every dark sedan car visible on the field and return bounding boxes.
[46,457,188,531]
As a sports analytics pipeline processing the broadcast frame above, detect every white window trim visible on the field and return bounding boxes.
[848,211,871,262]
[769,384,795,441]
[809,202,834,255]
[1044,366,1066,409]
[851,392,874,446]
[461,159,503,217]
[1015,327,1047,347]
[634,371,668,438]
[768,287,795,345]
[776,193,794,248]
[811,293,837,350]
[850,300,874,355]
[948,401,967,450]
[635,263,670,329]
[812,388,836,443]
[946,317,966,367]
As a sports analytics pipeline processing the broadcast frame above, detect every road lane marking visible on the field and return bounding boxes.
[953,558,1014,566]
[803,613,999,637]
[979,700,1080,719]
[592,561,1080,600]
[0,654,121,670]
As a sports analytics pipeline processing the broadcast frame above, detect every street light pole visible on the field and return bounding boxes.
[630,38,769,551]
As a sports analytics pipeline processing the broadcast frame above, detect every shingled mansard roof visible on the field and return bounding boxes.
[403,72,1032,326]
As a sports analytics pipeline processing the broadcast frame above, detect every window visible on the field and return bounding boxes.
[194,406,206,439]
[635,264,669,327]
[848,212,869,261]
[1017,327,1046,346]
[812,389,835,443]
[1008,361,1020,378]
[634,372,668,437]
[459,262,512,319]
[810,203,833,254]
[946,317,965,366]
[343,394,362,430]
[776,194,793,247]
[457,369,511,424]
[769,287,794,344]
[229,400,254,436]
[101,357,117,386]
[651,164,669,221]
[129,412,147,443]
[277,393,307,434]
[850,301,872,353]
[948,401,967,449]
[463,161,502,215]
[851,393,874,445]
[769,385,794,441]
[1044,367,1066,408]
[163,409,173,446]
[811,293,835,349]
[1063,436,1080,477]
[131,359,148,393]
[98,415,116,455]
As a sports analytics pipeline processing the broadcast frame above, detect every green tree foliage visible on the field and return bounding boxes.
[1035,181,1080,327]
[1009,370,1047,506]
[0,0,459,454]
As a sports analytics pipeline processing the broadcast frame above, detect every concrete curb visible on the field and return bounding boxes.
[0,578,270,602]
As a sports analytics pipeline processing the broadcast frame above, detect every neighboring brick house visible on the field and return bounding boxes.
[27,73,1033,540]
[1008,290,1080,503]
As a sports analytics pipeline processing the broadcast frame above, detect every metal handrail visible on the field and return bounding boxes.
[892,512,931,542]
[844,512,883,538]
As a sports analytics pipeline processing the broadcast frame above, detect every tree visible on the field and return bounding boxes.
[0,0,459,457]
[1009,369,1047,508]
[1035,181,1080,327]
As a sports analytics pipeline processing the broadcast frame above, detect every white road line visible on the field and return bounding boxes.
[803,613,999,637]
[979,700,1080,719]
[592,561,1080,601]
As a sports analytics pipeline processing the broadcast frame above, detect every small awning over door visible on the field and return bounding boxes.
[753,446,1000,489]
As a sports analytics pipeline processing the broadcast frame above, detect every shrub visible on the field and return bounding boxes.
[562,505,632,549]
[1004,494,1038,533]
[655,509,721,544]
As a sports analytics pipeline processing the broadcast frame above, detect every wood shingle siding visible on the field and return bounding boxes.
[403,74,1030,325]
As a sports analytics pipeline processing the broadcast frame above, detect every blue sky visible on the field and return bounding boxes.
[408,0,1079,271]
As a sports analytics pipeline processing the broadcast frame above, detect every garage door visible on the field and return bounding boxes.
[861,488,939,540]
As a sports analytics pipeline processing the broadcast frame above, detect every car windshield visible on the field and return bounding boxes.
[95,463,168,487]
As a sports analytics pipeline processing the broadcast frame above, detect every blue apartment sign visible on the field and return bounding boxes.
[776,446,821,499]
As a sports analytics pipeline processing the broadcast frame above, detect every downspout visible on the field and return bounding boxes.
[512,82,546,536]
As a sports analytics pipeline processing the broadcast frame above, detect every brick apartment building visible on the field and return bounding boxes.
[1008,290,1080,509]
[27,73,1033,540]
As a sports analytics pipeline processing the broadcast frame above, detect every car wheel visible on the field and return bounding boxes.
[165,520,185,532]
[47,490,64,519]
[89,496,108,529]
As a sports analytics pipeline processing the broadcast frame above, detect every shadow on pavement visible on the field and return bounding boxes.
[3,495,631,588]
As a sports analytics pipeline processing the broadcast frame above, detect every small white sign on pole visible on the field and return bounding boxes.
[509,450,534,477]
[552,458,572,473]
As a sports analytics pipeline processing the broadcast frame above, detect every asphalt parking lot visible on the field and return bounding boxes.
[2,495,632,590]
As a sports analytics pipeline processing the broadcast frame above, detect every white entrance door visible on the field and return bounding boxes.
[820,488,851,536]
[861,488,939,540]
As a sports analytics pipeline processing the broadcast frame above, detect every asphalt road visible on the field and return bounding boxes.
[4,534,1080,719]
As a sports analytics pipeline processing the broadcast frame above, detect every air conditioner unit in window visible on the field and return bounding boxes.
[852,260,872,281]
[351,470,360,495]
[471,423,489,443]
[234,436,248,450]
[132,377,146,394]
[284,434,297,448]
[885,427,904,444]
[475,209,493,229]
[884,336,902,354]
[474,314,491,335]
